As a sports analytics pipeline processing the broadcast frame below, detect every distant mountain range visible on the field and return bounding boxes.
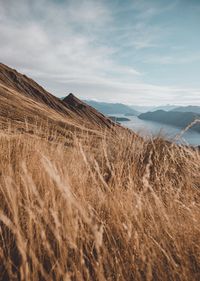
[81,100,200,133]
[61,98,200,119]
[82,100,185,115]
[139,110,200,133]
[171,106,200,114]
[131,104,178,113]
[83,100,139,116]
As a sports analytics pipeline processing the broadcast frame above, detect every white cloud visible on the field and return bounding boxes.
[144,53,200,65]
[0,0,141,85]
[0,0,199,106]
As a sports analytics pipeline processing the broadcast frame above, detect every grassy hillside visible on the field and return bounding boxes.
[0,64,200,281]
[0,125,200,281]
[0,63,116,133]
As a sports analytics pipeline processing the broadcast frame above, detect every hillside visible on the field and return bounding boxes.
[139,110,200,133]
[0,63,116,133]
[0,63,73,116]
[83,100,139,116]
[0,64,200,281]
[63,94,114,128]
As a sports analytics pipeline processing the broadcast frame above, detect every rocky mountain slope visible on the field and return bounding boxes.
[63,94,114,128]
[0,63,116,132]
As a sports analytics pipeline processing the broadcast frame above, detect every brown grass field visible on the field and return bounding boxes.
[0,122,200,281]
[0,63,200,280]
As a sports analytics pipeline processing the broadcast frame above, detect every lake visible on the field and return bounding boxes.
[114,115,200,146]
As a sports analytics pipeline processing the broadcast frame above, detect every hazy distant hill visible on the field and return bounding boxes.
[83,100,139,116]
[130,104,178,113]
[139,110,200,133]
[153,105,179,112]
[171,106,200,114]
[109,116,130,122]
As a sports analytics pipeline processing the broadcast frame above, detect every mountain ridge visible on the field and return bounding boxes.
[0,63,117,132]
[171,106,200,114]
[63,94,115,128]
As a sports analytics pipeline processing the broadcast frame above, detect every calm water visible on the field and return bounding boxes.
[114,115,200,146]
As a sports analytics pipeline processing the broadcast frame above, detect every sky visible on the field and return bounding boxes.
[0,0,200,106]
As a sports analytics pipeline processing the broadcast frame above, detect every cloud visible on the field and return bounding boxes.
[0,0,199,106]
[144,53,200,65]
[0,1,139,74]
[0,0,142,85]
[46,74,200,106]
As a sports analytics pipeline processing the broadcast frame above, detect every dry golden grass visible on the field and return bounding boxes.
[0,124,200,281]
